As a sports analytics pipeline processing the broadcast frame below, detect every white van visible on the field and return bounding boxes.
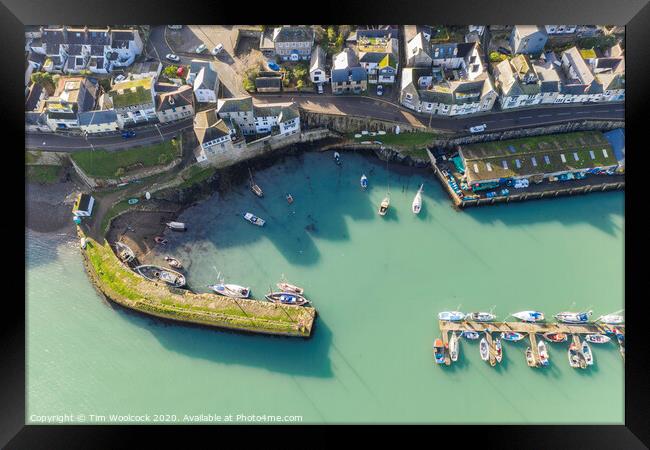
[168,25,183,30]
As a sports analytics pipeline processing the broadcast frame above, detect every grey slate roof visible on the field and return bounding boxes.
[90,45,105,56]
[194,109,230,144]
[255,77,282,89]
[88,29,110,45]
[42,29,65,44]
[156,85,193,112]
[66,29,87,44]
[331,48,366,82]
[67,44,83,56]
[273,26,314,43]
[28,52,46,66]
[217,96,253,114]
[430,42,474,60]
[78,109,118,126]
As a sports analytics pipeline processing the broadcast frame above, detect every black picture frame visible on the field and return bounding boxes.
[6,0,648,446]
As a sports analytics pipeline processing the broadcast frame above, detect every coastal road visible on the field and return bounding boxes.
[254,94,625,132]
[26,118,193,152]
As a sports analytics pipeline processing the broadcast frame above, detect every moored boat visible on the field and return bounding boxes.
[462,331,480,340]
[276,282,304,295]
[596,313,624,324]
[554,310,592,324]
[465,312,496,322]
[243,212,265,227]
[581,340,594,366]
[511,311,545,322]
[166,221,186,232]
[154,236,168,245]
[208,283,251,299]
[479,337,489,361]
[433,338,445,364]
[360,174,368,190]
[249,168,264,197]
[538,340,549,367]
[449,332,459,362]
[286,193,294,204]
[265,291,309,306]
[115,241,135,262]
[411,184,423,214]
[438,311,465,322]
[494,337,503,363]
[135,265,185,288]
[568,343,587,369]
[164,255,183,270]
[526,347,537,367]
[378,197,390,216]
[500,332,525,342]
[585,334,611,344]
[616,333,625,359]
[334,151,341,165]
[543,332,568,343]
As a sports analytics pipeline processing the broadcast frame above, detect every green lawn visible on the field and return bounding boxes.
[350,131,436,147]
[26,165,62,184]
[99,199,132,234]
[70,140,180,179]
[176,165,216,189]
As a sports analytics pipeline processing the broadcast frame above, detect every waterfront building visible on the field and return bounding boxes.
[331,48,367,94]
[155,84,194,123]
[216,96,301,137]
[186,60,219,103]
[78,110,119,134]
[107,77,157,127]
[194,109,246,164]
[72,193,95,217]
[44,76,98,131]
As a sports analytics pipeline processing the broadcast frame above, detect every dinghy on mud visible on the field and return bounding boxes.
[208,283,251,299]
[265,292,309,306]
[135,265,185,288]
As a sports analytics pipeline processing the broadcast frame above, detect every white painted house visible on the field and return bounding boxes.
[187,60,219,103]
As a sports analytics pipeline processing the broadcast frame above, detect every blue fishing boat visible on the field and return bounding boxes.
[360,174,368,190]
[500,332,525,342]
[265,291,309,306]
[433,338,445,364]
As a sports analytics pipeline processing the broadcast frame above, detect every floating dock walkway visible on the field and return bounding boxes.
[436,320,624,367]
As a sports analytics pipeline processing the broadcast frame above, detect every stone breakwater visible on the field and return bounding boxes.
[79,233,316,338]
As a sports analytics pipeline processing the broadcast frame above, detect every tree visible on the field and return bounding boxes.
[162,65,179,79]
[327,26,337,44]
[296,79,304,91]
[335,33,344,51]
[293,64,308,81]
[114,167,125,178]
[31,72,55,95]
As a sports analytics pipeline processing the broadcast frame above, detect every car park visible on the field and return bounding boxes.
[195,44,207,54]
[211,44,224,55]
[166,53,180,62]
[469,124,487,133]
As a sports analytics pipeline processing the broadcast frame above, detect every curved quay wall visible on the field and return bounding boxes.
[78,233,316,338]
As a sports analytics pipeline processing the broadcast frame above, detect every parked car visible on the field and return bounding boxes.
[469,124,487,133]
[376,84,383,96]
[167,25,183,30]
[166,53,180,62]
[211,44,224,55]
[267,61,280,71]
[114,74,126,83]
[195,44,207,54]
[121,130,136,139]
[317,83,324,94]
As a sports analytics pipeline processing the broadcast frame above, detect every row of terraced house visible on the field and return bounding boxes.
[400,25,625,116]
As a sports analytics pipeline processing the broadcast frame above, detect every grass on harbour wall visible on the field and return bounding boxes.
[83,238,314,336]
[26,165,62,184]
[70,140,180,179]
[349,131,436,158]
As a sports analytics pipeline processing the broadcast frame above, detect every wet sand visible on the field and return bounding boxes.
[26,179,87,234]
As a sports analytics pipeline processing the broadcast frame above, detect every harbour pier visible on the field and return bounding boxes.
[437,320,624,367]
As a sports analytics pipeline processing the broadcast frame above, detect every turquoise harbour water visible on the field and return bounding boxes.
[27,151,624,424]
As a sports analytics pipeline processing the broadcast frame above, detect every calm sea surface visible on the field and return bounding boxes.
[27,151,624,424]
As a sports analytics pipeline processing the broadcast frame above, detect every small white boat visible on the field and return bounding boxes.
[585,334,611,344]
[494,337,503,363]
[438,311,465,322]
[378,197,390,216]
[479,338,489,361]
[581,340,594,366]
[80,237,87,249]
[449,332,459,362]
[164,256,183,270]
[465,312,496,322]
[334,152,341,165]
[500,332,525,342]
[115,241,135,263]
[526,347,537,367]
[462,331,480,340]
[360,174,368,190]
[538,340,549,366]
[511,311,545,322]
[554,310,592,324]
[243,212,265,227]
[166,221,186,231]
[135,265,185,288]
[568,343,586,369]
[208,283,251,299]
[596,314,624,325]
[276,282,304,295]
[411,184,423,214]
